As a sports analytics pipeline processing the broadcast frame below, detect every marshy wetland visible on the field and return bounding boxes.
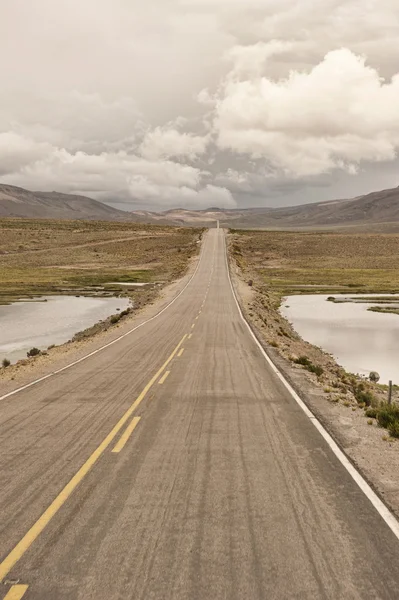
[281,294,399,384]
[230,229,399,426]
[0,218,202,365]
[0,295,130,364]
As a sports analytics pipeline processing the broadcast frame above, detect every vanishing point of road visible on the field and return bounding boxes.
[1,228,399,599]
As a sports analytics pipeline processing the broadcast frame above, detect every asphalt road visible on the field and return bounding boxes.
[1,228,399,599]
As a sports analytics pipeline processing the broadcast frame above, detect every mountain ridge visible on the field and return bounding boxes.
[0,182,399,229]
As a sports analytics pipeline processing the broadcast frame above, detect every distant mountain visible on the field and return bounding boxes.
[1,182,399,230]
[0,185,130,221]
[130,186,399,230]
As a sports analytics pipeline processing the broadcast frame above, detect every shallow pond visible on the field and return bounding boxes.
[280,294,399,385]
[0,295,130,364]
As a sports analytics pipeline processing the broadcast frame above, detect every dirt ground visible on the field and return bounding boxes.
[0,218,203,303]
[228,231,399,518]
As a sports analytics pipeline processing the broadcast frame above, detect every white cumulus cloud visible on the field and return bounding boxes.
[140,127,209,161]
[213,47,399,177]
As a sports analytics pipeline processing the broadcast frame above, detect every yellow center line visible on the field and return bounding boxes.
[191,324,195,329]
[3,585,29,600]
[112,417,141,453]
[0,333,187,583]
[158,370,170,385]
[188,334,192,340]
[177,348,185,357]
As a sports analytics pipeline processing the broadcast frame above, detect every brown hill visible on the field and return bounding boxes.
[0,185,130,221]
[1,182,399,230]
[129,187,399,230]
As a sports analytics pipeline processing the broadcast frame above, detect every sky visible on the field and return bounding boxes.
[1,0,399,211]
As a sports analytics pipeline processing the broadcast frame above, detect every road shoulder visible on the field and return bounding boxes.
[228,239,399,520]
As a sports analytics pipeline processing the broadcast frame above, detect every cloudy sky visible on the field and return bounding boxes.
[1,0,399,211]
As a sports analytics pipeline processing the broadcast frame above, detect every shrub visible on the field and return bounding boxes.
[294,356,311,366]
[355,390,374,407]
[365,407,378,419]
[27,347,40,357]
[377,403,399,429]
[307,364,324,377]
[110,315,121,324]
[293,356,323,377]
[388,420,399,438]
[369,371,380,383]
[2,358,10,368]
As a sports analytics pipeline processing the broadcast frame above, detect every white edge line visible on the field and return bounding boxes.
[223,229,399,541]
[0,233,207,402]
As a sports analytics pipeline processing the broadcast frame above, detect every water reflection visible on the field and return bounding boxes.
[0,295,130,364]
[281,294,399,384]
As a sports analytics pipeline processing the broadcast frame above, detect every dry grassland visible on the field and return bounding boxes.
[0,218,203,303]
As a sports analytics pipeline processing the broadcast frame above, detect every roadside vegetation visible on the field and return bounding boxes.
[368,306,399,316]
[0,218,203,305]
[0,218,203,373]
[229,229,399,439]
[230,230,399,295]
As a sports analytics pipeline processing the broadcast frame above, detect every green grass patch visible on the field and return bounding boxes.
[293,356,324,377]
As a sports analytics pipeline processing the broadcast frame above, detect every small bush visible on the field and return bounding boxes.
[369,371,380,383]
[355,390,374,407]
[307,363,324,377]
[294,356,311,366]
[377,403,399,429]
[293,356,323,377]
[110,314,121,324]
[27,347,40,357]
[269,340,279,348]
[367,419,373,425]
[2,358,10,368]
[365,407,378,419]
[388,420,399,438]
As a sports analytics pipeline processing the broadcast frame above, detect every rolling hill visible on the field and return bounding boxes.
[0,185,130,221]
[1,182,399,230]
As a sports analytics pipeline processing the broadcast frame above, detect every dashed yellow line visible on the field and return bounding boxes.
[158,370,170,385]
[177,348,185,357]
[111,417,141,453]
[0,334,187,583]
[188,334,192,340]
[191,324,195,329]
[3,585,28,600]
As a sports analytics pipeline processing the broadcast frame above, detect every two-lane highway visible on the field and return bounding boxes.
[1,228,399,599]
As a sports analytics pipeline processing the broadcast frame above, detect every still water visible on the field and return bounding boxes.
[0,295,130,364]
[280,294,399,384]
